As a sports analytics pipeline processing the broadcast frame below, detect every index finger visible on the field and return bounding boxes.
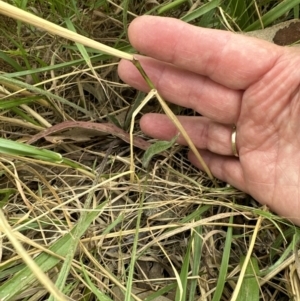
[128,16,284,89]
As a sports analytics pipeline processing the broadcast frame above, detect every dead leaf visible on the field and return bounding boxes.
[27,121,151,150]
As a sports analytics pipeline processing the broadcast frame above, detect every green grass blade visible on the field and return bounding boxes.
[0,50,24,71]
[175,236,192,301]
[236,256,260,301]
[181,0,221,23]
[0,96,40,109]
[259,239,293,277]
[102,213,125,235]
[158,0,187,15]
[0,75,97,118]
[123,0,130,37]
[142,134,179,168]
[48,163,117,300]
[269,228,295,262]
[4,43,134,79]
[4,55,103,78]
[188,223,203,301]
[0,201,108,299]
[180,205,211,223]
[124,192,144,301]
[198,7,217,27]
[10,107,41,126]
[294,4,300,18]
[0,138,62,162]
[224,0,250,29]
[143,283,177,301]
[245,0,300,31]
[124,91,146,130]
[93,0,108,10]
[211,214,234,301]
[82,264,114,301]
[0,188,17,208]
[65,18,92,68]
[0,29,39,83]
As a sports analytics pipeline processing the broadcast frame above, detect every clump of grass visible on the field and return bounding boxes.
[0,1,300,301]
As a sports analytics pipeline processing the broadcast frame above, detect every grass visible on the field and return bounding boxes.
[0,0,300,300]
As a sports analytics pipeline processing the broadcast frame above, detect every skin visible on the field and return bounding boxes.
[118,16,300,225]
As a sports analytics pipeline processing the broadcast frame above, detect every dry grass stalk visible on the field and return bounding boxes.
[0,1,133,61]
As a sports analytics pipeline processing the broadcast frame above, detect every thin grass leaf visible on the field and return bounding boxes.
[0,189,17,209]
[62,282,76,298]
[0,96,40,109]
[82,264,114,301]
[231,213,264,301]
[188,223,203,301]
[0,173,132,300]
[65,18,92,67]
[4,42,135,79]
[211,214,234,301]
[107,113,122,128]
[0,190,113,299]
[143,283,177,301]
[198,7,217,27]
[102,213,125,235]
[294,4,300,18]
[175,237,192,301]
[58,158,95,176]
[245,0,300,31]
[123,0,130,37]
[0,138,62,163]
[259,239,293,277]
[10,107,41,126]
[142,134,179,169]
[269,228,294,261]
[236,256,259,301]
[0,210,68,301]
[158,0,187,15]
[0,75,98,118]
[0,28,40,83]
[181,0,221,23]
[0,262,26,279]
[4,54,103,78]
[259,240,300,286]
[124,91,146,129]
[180,205,210,224]
[48,156,116,301]
[70,0,81,19]
[224,0,251,29]
[93,0,108,10]
[0,51,24,72]
[124,190,145,301]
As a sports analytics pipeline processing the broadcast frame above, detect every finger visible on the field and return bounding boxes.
[119,58,242,124]
[128,16,283,89]
[188,150,246,192]
[141,114,235,156]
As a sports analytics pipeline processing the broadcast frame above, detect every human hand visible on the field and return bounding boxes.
[118,16,300,225]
